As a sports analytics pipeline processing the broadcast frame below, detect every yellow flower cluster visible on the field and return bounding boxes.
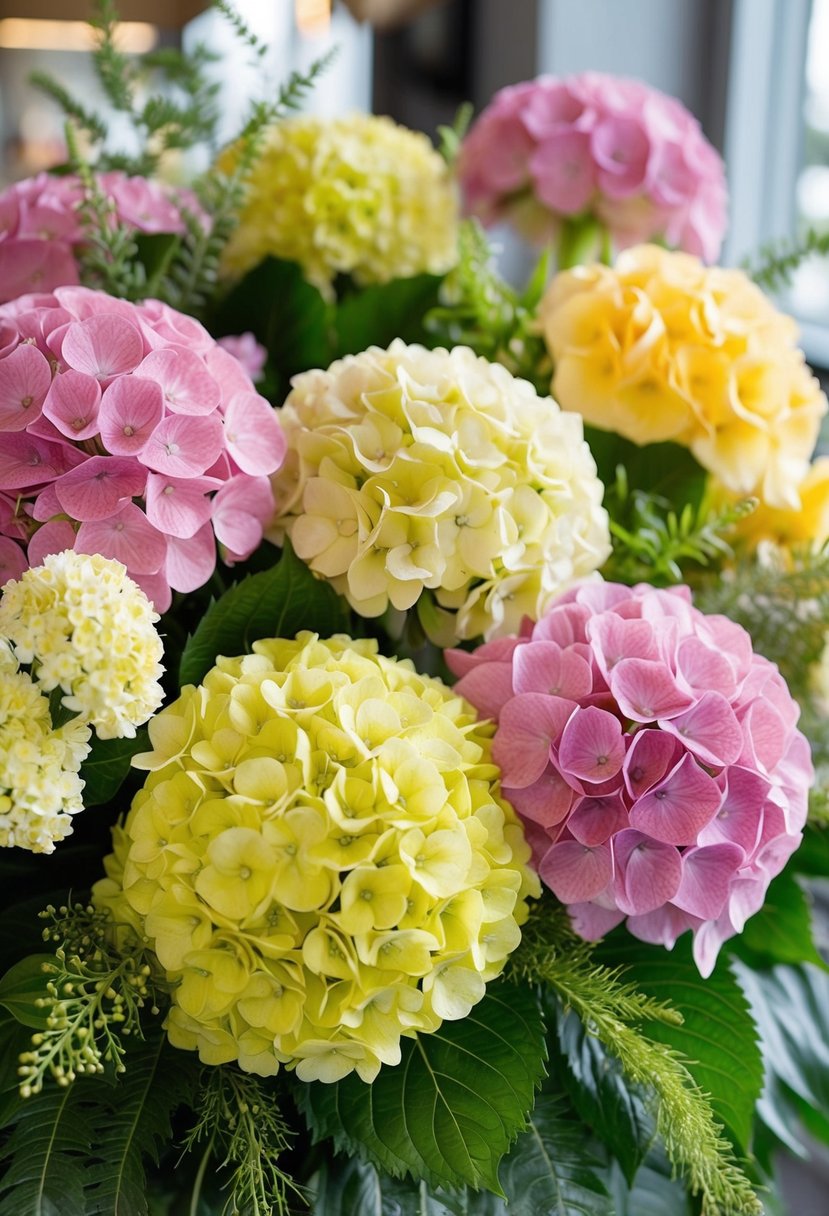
[541,244,827,509]
[724,458,829,553]
[270,341,610,641]
[93,633,539,1083]
[219,113,458,296]
[0,641,90,854]
[0,551,164,740]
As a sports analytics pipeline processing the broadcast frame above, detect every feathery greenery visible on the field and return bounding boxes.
[744,226,829,293]
[437,101,474,166]
[602,470,757,585]
[509,904,762,1216]
[183,1067,301,1216]
[426,219,552,391]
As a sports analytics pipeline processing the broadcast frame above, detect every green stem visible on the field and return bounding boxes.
[189,1139,214,1216]
[556,215,603,270]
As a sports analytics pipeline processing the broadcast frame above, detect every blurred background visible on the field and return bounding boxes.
[0,3,827,1208]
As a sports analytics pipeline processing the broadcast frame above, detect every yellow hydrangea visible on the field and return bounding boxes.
[0,551,164,740]
[93,632,540,1083]
[719,458,829,553]
[0,648,90,854]
[219,113,458,297]
[540,244,827,509]
[270,341,610,641]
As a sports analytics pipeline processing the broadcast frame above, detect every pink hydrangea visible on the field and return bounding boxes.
[0,171,207,304]
[448,582,812,976]
[458,73,727,262]
[217,333,267,382]
[0,286,286,611]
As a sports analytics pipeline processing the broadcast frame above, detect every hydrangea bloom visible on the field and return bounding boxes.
[93,632,539,1082]
[458,72,727,260]
[448,581,812,976]
[0,640,90,854]
[541,245,827,509]
[0,171,205,304]
[219,114,458,297]
[0,550,164,740]
[270,341,610,641]
[217,333,267,382]
[0,286,286,610]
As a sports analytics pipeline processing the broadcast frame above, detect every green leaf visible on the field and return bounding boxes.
[299,983,547,1194]
[0,1077,95,1215]
[85,1029,199,1216]
[730,870,825,969]
[605,1152,693,1216]
[497,1092,613,1216]
[789,824,829,877]
[554,1010,654,1185]
[334,275,443,357]
[0,1012,30,1126]
[80,733,148,807]
[733,960,829,1165]
[212,255,331,382]
[0,955,54,1029]
[594,935,762,1152]
[178,541,348,687]
[309,1158,487,1216]
[586,431,706,511]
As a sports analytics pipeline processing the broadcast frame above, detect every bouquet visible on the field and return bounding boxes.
[1,6,829,1216]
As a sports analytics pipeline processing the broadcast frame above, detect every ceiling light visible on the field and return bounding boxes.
[0,18,157,53]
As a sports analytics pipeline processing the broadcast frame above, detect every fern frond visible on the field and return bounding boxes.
[28,71,108,144]
[89,0,138,114]
[510,903,762,1216]
[744,226,829,292]
[0,1080,94,1215]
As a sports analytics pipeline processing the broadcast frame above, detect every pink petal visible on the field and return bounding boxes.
[558,706,626,783]
[211,475,274,560]
[0,240,79,304]
[530,129,597,214]
[737,699,786,773]
[451,662,515,721]
[493,693,577,788]
[568,901,625,940]
[623,728,682,799]
[28,519,77,567]
[610,657,695,723]
[165,520,216,592]
[532,602,591,646]
[60,314,144,380]
[675,635,738,698]
[630,752,723,845]
[540,839,613,903]
[672,843,745,920]
[659,691,743,767]
[42,369,101,441]
[222,392,286,476]
[0,536,27,583]
[139,413,224,478]
[0,342,52,431]
[54,455,146,522]
[137,346,221,416]
[591,115,650,197]
[506,767,577,828]
[446,637,524,678]
[626,904,700,950]
[697,767,769,852]
[145,472,221,540]
[587,615,658,683]
[0,432,83,490]
[76,502,166,574]
[568,793,629,845]
[130,568,172,613]
[613,830,682,915]
[512,640,593,699]
[98,376,165,455]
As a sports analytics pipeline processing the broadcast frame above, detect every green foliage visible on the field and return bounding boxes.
[425,220,551,391]
[437,102,474,167]
[554,1011,654,1185]
[743,226,829,292]
[0,1077,95,1215]
[512,905,762,1215]
[9,904,166,1098]
[497,1091,613,1216]
[80,732,148,807]
[182,1067,301,1216]
[178,540,349,687]
[334,274,444,357]
[729,870,825,970]
[299,983,547,1195]
[310,1158,501,1215]
[601,462,755,585]
[733,961,829,1166]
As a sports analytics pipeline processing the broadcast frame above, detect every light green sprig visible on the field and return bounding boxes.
[510,904,762,1216]
[743,226,829,293]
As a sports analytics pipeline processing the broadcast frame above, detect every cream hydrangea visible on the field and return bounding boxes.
[219,113,458,296]
[0,551,164,740]
[270,341,610,641]
[93,632,540,1083]
[0,640,90,853]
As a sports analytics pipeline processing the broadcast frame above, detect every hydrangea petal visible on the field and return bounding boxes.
[137,347,222,416]
[558,705,625,784]
[0,342,52,431]
[612,829,682,915]
[98,376,165,455]
[629,752,722,845]
[539,839,613,903]
[493,693,576,788]
[54,456,146,522]
[76,502,166,574]
[42,369,101,440]
[60,314,144,379]
[672,843,745,920]
[139,413,224,478]
[222,392,286,476]
[659,691,743,767]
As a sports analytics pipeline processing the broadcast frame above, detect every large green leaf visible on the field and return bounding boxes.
[497,1092,613,1216]
[0,955,54,1029]
[178,541,349,687]
[334,275,443,357]
[0,1012,30,1126]
[585,431,707,510]
[554,1009,654,1185]
[309,1158,494,1216]
[299,983,547,1195]
[594,935,762,1152]
[605,1152,693,1216]
[0,1078,95,1215]
[80,733,148,807]
[733,960,829,1165]
[730,870,825,969]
